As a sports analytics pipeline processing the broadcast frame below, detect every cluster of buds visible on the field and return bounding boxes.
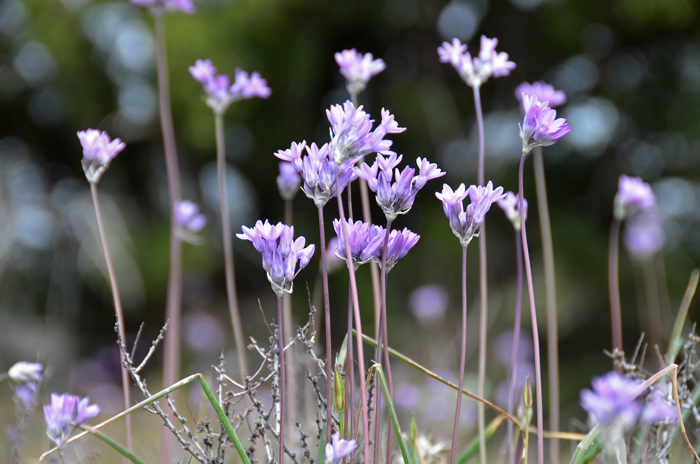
[77,130,126,184]
[436,182,505,247]
[335,49,385,98]
[519,94,572,154]
[438,36,516,88]
[44,393,100,448]
[175,200,207,244]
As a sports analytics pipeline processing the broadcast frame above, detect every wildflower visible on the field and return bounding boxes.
[374,227,420,272]
[519,95,571,154]
[356,154,445,222]
[15,382,39,410]
[175,200,206,244]
[325,432,356,464]
[515,81,566,109]
[580,371,642,429]
[623,211,665,259]
[332,219,384,268]
[327,101,405,165]
[277,162,302,201]
[614,175,656,221]
[190,59,270,115]
[237,220,315,297]
[436,182,505,247]
[77,129,125,184]
[497,192,528,231]
[8,361,43,384]
[409,284,449,324]
[130,0,195,14]
[335,49,386,97]
[437,36,515,88]
[641,389,678,424]
[44,393,100,448]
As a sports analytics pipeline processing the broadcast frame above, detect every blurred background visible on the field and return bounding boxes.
[1,0,700,460]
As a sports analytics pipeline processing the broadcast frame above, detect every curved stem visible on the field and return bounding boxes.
[90,184,132,457]
[277,297,286,464]
[532,147,558,464]
[507,231,524,464]
[519,153,544,464]
[609,217,623,369]
[449,246,468,464]
[283,199,295,435]
[318,206,333,441]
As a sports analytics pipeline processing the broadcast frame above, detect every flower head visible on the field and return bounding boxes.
[641,389,678,424]
[175,201,206,244]
[497,192,527,231]
[374,226,420,272]
[277,162,302,201]
[78,129,125,183]
[335,49,386,98]
[580,371,642,429]
[515,81,566,109]
[436,182,505,247]
[237,220,315,297]
[130,0,195,14]
[327,102,405,165]
[614,175,656,221]
[8,361,43,384]
[356,154,445,221]
[332,219,384,268]
[623,211,665,259]
[438,36,515,88]
[519,95,571,154]
[15,381,39,410]
[325,432,356,464]
[44,393,100,448]
[190,59,270,115]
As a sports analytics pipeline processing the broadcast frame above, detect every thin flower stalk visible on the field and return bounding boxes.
[282,190,295,432]
[277,296,286,464]
[449,247,468,464]
[215,113,248,379]
[346,293,356,457]
[507,231,523,464]
[318,206,333,438]
[608,216,622,369]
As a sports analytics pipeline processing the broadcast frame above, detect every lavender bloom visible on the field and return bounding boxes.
[275,141,357,207]
[374,227,420,272]
[519,95,571,154]
[497,192,528,231]
[130,0,195,14]
[580,371,642,429]
[15,382,39,410]
[277,162,302,201]
[190,59,271,115]
[623,211,665,259]
[8,361,43,383]
[325,432,356,464]
[175,200,207,244]
[437,36,516,88]
[515,81,567,109]
[237,220,315,297]
[77,397,101,425]
[436,182,505,247]
[332,219,384,268]
[335,49,386,97]
[641,389,678,424]
[356,154,445,221]
[77,129,125,184]
[614,175,657,221]
[327,101,405,165]
[409,284,449,324]
[44,393,100,448]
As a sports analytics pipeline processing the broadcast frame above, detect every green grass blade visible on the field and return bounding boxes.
[198,376,251,464]
[78,425,147,464]
[317,425,327,464]
[374,365,411,464]
[570,426,601,464]
[455,415,507,464]
[666,269,699,365]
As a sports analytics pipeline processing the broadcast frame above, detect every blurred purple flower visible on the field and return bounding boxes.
[438,36,515,88]
[44,393,100,448]
[130,0,195,14]
[77,129,125,184]
[623,211,665,258]
[409,284,449,324]
[175,200,206,244]
[642,389,678,424]
[277,162,301,201]
[497,192,527,231]
[436,182,505,247]
[325,238,345,274]
[580,371,642,428]
[519,94,571,154]
[373,227,420,272]
[395,383,421,409]
[493,330,533,367]
[183,312,226,353]
[515,81,566,109]
[14,381,39,410]
[8,361,43,383]
[237,220,315,297]
[332,218,384,268]
[325,432,356,464]
[614,175,656,221]
[335,49,385,97]
[190,59,270,115]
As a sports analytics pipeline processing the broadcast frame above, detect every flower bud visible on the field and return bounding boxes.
[334,366,345,412]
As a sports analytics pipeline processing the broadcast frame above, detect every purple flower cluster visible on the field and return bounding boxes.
[44,393,100,448]
[376,226,421,272]
[130,0,195,14]
[623,210,665,259]
[519,94,571,154]
[436,182,505,247]
[275,141,357,208]
[497,192,528,231]
[642,389,678,424]
[237,220,315,297]
[277,162,302,201]
[515,81,567,109]
[325,432,356,464]
[327,102,405,165]
[190,59,271,115]
[335,49,386,98]
[355,154,445,221]
[614,175,657,221]
[77,129,126,184]
[332,218,384,268]
[175,201,207,243]
[438,36,516,88]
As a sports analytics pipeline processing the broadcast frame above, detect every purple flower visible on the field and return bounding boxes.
[44,393,100,448]
[275,141,357,208]
[8,361,43,383]
[15,382,39,410]
[373,226,420,272]
[277,162,302,201]
[519,95,571,154]
[614,175,657,220]
[436,182,505,247]
[515,81,567,109]
[623,211,665,259]
[493,330,533,367]
[409,284,449,324]
[580,371,642,428]
[332,219,384,268]
[325,432,356,464]
[189,59,270,115]
[327,102,405,165]
[237,220,315,297]
[130,0,195,14]
[335,49,386,97]
[641,389,678,424]
[175,200,206,244]
[437,36,516,88]
[497,192,527,231]
[356,154,445,221]
[325,238,346,274]
[77,129,125,183]
[77,397,101,425]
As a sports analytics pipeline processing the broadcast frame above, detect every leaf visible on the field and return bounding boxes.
[79,425,147,464]
[570,426,602,464]
[374,365,411,464]
[317,425,327,464]
[455,415,507,464]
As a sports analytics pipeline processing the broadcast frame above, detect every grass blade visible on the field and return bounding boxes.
[666,269,699,365]
[374,364,411,464]
[570,426,601,464]
[455,414,507,464]
[79,425,147,464]
[317,425,327,464]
